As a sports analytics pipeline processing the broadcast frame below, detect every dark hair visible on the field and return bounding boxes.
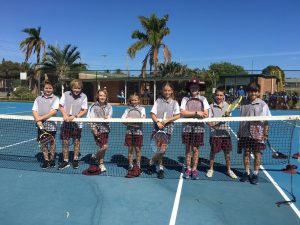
[247,82,260,92]
[215,86,225,94]
[43,80,53,87]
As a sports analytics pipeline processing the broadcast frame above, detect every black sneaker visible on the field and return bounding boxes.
[146,164,156,175]
[41,160,50,169]
[250,174,259,185]
[58,161,70,170]
[49,160,56,168]
[240,172,250,182]
[157,169,165,179]
[72,160,79,169]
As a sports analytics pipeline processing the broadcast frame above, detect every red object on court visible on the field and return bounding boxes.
[292,152,300,159]
[281,164,298,174]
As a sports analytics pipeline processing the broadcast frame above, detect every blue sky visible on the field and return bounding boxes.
[0,0,300,77]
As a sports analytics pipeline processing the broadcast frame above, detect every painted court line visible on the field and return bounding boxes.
[260,165,300,218]
[0,138,36,150]
[169,173,184,225]
[231,127,300,218]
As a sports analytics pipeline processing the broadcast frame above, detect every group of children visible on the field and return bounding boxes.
[32,78,271,184]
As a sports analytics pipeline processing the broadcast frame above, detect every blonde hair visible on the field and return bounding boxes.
[162,81,175,99]
[127,93,140,105]
[70,79,83,89]
[96,88,109,103]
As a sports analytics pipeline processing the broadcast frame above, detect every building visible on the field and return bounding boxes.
[284,78,300,94]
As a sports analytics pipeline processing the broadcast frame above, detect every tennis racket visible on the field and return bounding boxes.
[186,98,204,146]
[266,140,288,159]
[151,112,169,153]
[224,96,243,117]
[127,108,142,147]
[38,127,55,149]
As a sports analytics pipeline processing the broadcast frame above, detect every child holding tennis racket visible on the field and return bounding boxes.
[206,86,237,179]
[58,79,88,170]
[181,77,209,180]
[238,82,271,185]
[147,82,180,179]
[87,88,113,173]
[122,94,146,178]
[32,80,59,169]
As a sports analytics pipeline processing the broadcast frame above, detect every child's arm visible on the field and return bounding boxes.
[151,112,164,129]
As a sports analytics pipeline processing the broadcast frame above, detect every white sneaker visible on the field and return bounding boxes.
[100,163,106,172]
[206,169,213,178]
[227,169,237,179]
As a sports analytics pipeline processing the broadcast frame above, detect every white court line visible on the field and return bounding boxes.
[169,173,184,225]
[0,138,36,150]
[230,127,300,218]
[260,165,300,218]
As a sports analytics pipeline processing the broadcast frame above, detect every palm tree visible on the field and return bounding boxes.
[42,44,86,94]
[128,14,171,78]
[19,26,45,94]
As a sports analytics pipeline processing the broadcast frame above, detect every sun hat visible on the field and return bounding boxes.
[82,165,101,176]
[186,77,206,91]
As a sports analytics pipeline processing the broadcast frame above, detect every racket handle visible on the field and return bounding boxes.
[163,112,167,120]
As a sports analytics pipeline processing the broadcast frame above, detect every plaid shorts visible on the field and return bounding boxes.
[209,137,232,153]
[182,132,204,147]
[124,134,143,147]
[238,137,266,152]
[60,122,82,140]
[94,133,109,147]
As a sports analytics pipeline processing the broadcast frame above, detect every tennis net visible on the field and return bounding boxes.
[0,115,299,175]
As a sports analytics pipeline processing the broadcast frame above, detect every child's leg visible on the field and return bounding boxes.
[185,145,192,169]
[49,139,56,161]
[42,145,49,161]
[243,148,251,174]
[209,151,215,171]
[192,147,199,171]
[128,146,134,169]
[135,146,141,168]
[95,144,108,164]
[73,138,80,160]
[224,151,231,171]
[62,139,70,161]
[253,150,261,175]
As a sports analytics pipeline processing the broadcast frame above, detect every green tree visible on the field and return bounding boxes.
[128,14,171,78]
[42,44,86,94]
[262,65,285,92]
[19,26,46,94]
[209,62,248,76]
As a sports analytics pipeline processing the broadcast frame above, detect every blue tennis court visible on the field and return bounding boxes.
[0,102,299,225]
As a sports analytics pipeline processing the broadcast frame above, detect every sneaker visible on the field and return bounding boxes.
[157,169,165,179]
[183,169,191,179]
[49,160,56,168]
[41,160,50,169]
[58,161,70,170]
[146,164,156,175]
[99,163,106,173]
[250,174,259,185]
[191,170,200,180]
[72,160,79,169]
[240,172,250,182]
[206,169,213,178]
[227,169,238,179]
